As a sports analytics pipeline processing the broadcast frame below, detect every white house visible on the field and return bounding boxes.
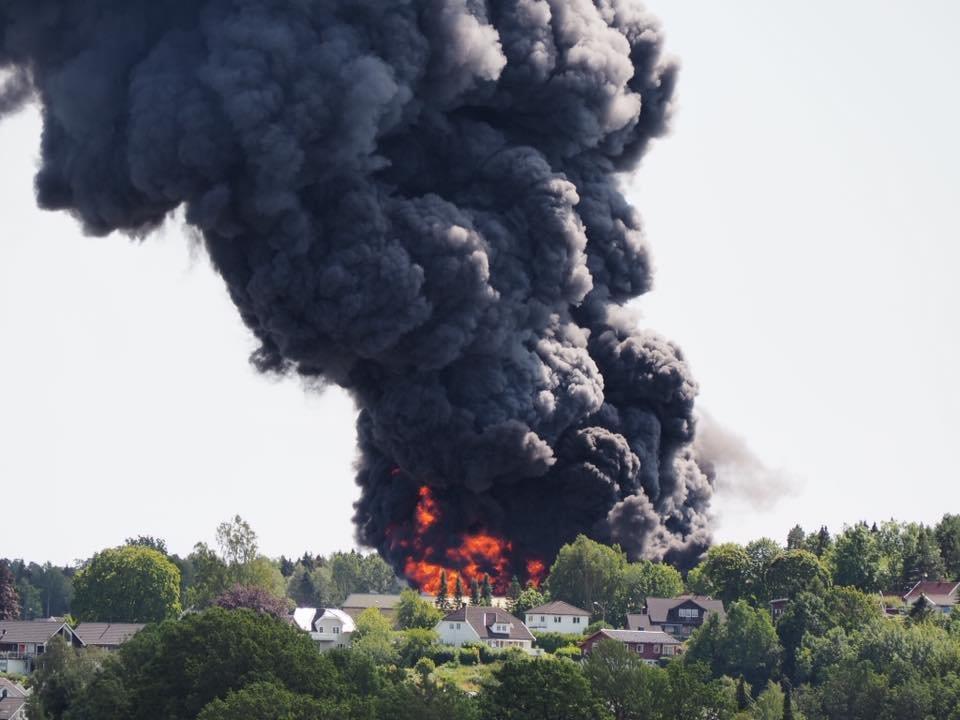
[524,600,590,635]
[435,606,535,651]
[0,677,29,720]
[291,608,355,651]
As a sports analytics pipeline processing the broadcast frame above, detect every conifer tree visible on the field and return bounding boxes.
[481,575,493,606]
[782,682,794,720]
[453,574,464,608]
[470,578,481,606]
[736,676,750,711]
[436,570,449,610]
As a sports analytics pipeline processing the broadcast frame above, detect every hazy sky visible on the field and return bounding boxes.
[2,1,958,565]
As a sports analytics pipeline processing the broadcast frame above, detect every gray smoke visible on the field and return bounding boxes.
[1,0,713,583]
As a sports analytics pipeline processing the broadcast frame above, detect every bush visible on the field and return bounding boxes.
[584,620,612,636]
[534,631,580,654]
[427,645,457,666]
[458,646,481,666]
[555,645,582,660]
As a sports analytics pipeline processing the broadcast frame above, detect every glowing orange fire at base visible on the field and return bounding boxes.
[391,486,546,596]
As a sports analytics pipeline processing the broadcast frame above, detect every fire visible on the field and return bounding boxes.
[391,485,544,596]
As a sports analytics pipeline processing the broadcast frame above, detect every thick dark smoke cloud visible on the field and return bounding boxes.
[1,0,712,577]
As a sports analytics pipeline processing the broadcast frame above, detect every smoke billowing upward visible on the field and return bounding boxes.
[1,0,713,587]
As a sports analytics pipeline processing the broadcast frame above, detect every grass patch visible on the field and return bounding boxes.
[433,660,501,694]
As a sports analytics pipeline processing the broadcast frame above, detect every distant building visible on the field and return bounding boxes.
[0,677,29,720]
[525,600,590,635]
[341,594,405,623]
[0,620,83,675]
[627,596,726,640]
[435,606,535,651]
[902,581,959,615]
[74,623,145,651]
[581,629,681,665]
[769,599,789,621]
[291,608,355,651]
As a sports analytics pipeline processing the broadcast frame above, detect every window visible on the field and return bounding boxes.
[317,626,324,633]
[573,616,581,624]
[679,608,699,618]
[540,616,545,622]
[653,644,661,654]
[456,623,461,629]
[333,626,340,634]
[554,616,561,623]
[664,645,675,656]
[637,644,644,653]
[449,623,456,629]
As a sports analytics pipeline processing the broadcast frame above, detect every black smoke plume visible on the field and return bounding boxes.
[1,0,712,584]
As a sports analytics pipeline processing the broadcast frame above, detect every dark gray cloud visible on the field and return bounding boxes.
[1,0,712,583]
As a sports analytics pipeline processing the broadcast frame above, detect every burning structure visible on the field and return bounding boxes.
[1,0,712,591]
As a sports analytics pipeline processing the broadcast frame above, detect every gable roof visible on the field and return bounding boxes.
[588,628,681,645]
[902,581,959,603]
[341,593,404,609]
[0,680,27,699]
[0,620,79,646]
[74,623,145,647]
[525,600,590,616]
[644,596,726,623]
[442,606,534,642]
[0,696,26,720]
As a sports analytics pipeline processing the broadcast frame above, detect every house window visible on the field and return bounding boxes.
[317,626,324,633]
[637,644,644,653]
[653,644,661,654]
[456,623,461,629]
[573,616,581,624]
[333,627,340,634]
[679,608,699,618]
[664,645,675,656]
[554,616,561,623]
[540,616,545,622]
[449,623,456,629]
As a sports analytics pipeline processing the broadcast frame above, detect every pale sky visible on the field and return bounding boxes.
[2,1,958,565]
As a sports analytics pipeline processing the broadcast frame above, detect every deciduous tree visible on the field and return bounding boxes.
[0,560,21,620]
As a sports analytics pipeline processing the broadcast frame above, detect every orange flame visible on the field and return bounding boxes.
[391,486,542,596]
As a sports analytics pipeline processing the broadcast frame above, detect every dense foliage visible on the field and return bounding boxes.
[72,546,182,623]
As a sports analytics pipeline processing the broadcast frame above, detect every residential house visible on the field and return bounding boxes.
[902,581,959,615]
[769,598,789,621]
[0,678,29,720]
[525,600,590,635]
[291,608,355,651]
[581,629,682,665]
[0,620,83,675]
[341,593,405,623]
[435,606,535,651]
[74,623,145,651]
[627,596,726,640]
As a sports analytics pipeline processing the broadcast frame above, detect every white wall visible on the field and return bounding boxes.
[435,619,481,647]
[525,613,589,635]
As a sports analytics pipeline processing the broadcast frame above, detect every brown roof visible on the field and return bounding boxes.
[0,620,77,645]
[525,600,590,616]
[0,696,26,720]
[0,680,27,699]
[644,596,726,623]
[442,606,534,642]
[587,629,681,646]
[341,594,404,609]
[74,623,145,647]
[902,581,959,602]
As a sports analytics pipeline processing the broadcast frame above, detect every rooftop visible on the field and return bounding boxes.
[0,620,76,646]
[74,623,145,647]
[590,628,681,645]
[441,606,534,642]
[526,600,590,617]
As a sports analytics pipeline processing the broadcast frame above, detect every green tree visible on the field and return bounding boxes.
[480,575,493,606]
[686,601,782,692]
[352,607,399,665]
[821,586,882,634]
[746,538,784,602]
[470,578,482,606]
[25,637,106,720]
[776,592,827,682]
[804,526,832,558]
[196,681,342,720]
[481,656,603,720]
[547,535,625,621]
[749,681,784,720]
[508,576,522,603]
[662,661,737,720]
[901,525,946,586]
[829,525,882,592]
[765,550,829,600]
[125,535,169,555]
[396,589,443,630]
[215,515,259,579]
[66,608,341,720]
[436,571,449,610]
[786,526,806,551]
[581,638,665,720]
[186,542,230,608]
[934,514,960,579]
[693,544,752,605]
[512,586,547,616]
[396,628,439,667]
[453,575,464,608]
[72,545,181,623]
[613,561,684,621]
[0,560,21,620]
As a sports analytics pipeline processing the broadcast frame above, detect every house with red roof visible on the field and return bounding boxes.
[581,628,682,665]
[902,581,959,615]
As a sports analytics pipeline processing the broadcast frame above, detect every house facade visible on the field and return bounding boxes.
[627,596,726,640]
[0,620,83,675]
[341,593,405,623]
[291,608,355,651]
[525,600,590,635]
[581,629,681,665]
[74,623,145,651]
[902,581,959,614]
[769,599,789,621]
[435,606,535,651]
